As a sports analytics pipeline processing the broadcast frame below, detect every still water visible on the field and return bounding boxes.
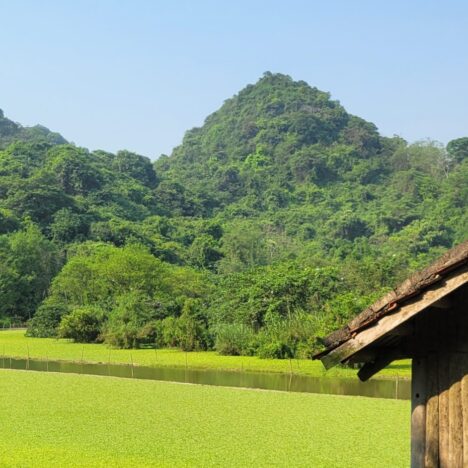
[0,356,410,400]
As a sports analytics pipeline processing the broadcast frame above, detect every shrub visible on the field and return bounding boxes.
[103,292,159,349]
[176,299,211,351]
[256,313,322,359]
[159,299,211,351]
[105,319,161,349]
[160,316,179,347]
[257,340,294,359]
[58,306,105,342]
[214,323,256,356]
[26,301,69,338]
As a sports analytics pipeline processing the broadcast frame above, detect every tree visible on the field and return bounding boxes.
[0,224,62,320]
[447,137,468,164]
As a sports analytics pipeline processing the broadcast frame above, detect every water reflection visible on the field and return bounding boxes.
[0,356,410,400]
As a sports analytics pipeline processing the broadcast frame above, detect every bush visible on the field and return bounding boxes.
[160,316,179,347]
[256,313,322,359]
[176,299,211,351]
[159,299,211,351]
[214,323,256,356]
[58,306,105,342]
[257,340,294,359]
[105,319,161,349]
[103,292,160,349]
[26,301,69,338]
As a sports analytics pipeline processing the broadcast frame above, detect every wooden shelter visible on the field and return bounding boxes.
[314,240,468,468]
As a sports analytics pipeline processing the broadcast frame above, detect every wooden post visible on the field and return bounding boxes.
[411,351,468,468]
[448,354,464,467]
[411,357,427,468]
[462,366,468,465]
[424,354,439,468]
[438,353,450,467]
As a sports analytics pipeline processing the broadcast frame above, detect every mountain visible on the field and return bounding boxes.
[0,74,467,356]
[0,109,67,148]
[155,73,467,271]
[156,72,383,214]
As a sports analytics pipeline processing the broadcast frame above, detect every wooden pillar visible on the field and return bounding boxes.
[411,357,427,467]
[411,352,468,468]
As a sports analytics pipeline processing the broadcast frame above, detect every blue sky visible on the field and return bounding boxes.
[1,0,467,159]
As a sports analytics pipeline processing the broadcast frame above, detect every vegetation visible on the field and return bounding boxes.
[0,330,411,378]
[0,72,466,359]
[0,109,66,149]
[0,370,409,467]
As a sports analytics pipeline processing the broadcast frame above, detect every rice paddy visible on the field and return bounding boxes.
[0,369,409,467]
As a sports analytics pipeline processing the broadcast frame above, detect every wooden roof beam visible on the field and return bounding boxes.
[357,348,403,381]
[320,266,468,370]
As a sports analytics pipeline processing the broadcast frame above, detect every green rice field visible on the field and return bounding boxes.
[0,369,409,467]
[0,330,411,379]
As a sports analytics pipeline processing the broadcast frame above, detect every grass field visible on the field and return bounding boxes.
[0,330,411,379]
[0,369,409,467]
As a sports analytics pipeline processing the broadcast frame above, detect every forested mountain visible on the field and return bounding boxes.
[0,110,66,149]
[157,73,467,274]
[1,73,467,358]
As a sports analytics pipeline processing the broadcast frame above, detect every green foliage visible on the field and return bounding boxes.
[256,313,327,359]
[0,224,62,321]
[210,262,342,330]
[1,329,411,378]
[103,292,160,348]
[214,323,256,356]
[58,306,105,342]
[26,300,69,338]
[157,299,211,351]
[447,137,468,164]
[0,75,465,357]
[32,243,209,347]
[112,150,158,187]
[0,109,66,149]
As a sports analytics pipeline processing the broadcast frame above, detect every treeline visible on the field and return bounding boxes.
[1,73,467,358]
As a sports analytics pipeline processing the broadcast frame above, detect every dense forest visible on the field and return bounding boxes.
[1,73,467,358]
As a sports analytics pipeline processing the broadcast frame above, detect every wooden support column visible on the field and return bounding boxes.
[462,367,468,465]
[412,357,427,468]
[425,354,439,468]
[438,353,450,467]
[411,352,468,468]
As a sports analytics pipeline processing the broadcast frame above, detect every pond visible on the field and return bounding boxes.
[0,356,410,400]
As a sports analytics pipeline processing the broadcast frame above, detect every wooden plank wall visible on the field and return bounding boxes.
[411,353,468,468]
[410,290,468,468]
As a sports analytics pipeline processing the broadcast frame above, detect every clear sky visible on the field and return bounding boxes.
[1,0,467,159]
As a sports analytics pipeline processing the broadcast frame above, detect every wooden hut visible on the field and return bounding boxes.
[314,240,468,468]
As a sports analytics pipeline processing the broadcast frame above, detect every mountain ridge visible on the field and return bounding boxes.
[0,108,67,149]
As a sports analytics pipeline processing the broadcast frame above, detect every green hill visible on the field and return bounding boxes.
[156,73,467,272]
[0,109,67,149]
[156,72,381,214]
[0,74,467,358]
